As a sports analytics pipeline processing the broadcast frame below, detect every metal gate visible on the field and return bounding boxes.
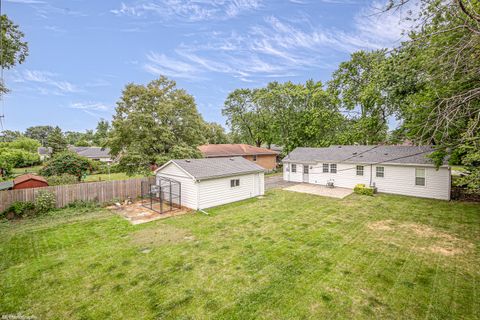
[141,177,181,213]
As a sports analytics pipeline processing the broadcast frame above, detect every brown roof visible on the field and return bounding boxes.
[198,144,279,157]
[13,174,48,185]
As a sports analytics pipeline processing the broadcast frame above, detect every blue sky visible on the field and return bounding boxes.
[3,0,410,132]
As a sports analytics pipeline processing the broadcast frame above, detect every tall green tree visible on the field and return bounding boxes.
[25,125,54,146]
[383,0,480,190]
[260,80,344,153]
[204,122,230,144]
[46,126,68,155]
[0,130,23,142]
[328,50,390,144]
[108,77,206,174]
[0,14,28,94]
[222,88,275,147]
[93,119,110,146]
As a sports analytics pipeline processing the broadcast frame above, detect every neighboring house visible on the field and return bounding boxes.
[0,174,49,191]
[155,157,265,210]
[198,144,279,171]
[38,146,112,162]
[283,145,451,200]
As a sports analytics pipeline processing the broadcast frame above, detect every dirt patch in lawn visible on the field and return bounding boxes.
[130,225,195,247]
[367,220,395,231]
[367,220,473,256]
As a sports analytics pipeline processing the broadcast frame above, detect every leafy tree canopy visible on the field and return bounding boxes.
[108,76,206,175]
[0,14,28,94]
[25,126,54,146]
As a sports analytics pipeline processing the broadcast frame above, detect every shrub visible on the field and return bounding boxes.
[66,200,100,210]
[1,201,35,219]
[47,174,79,186]
[96,163,122,174]
[40,151,92,180]
[354,184,375,196]
[34,190,56,213]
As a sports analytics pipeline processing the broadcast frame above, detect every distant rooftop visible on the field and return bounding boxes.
[198,144,279,157]
[38,146,111,159]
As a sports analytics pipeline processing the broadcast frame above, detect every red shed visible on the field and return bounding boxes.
[13,174,49,190]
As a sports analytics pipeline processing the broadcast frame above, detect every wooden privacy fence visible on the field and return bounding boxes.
[0,177,156,212]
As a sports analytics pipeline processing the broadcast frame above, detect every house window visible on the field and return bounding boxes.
[415,168,426,186]
[330,164,337,173]
[323,163,329,173]
[303,165,309,174]
[291,164,297,173]
[356,165,364,176]
[253,155,257,161]
[376,166,384,178]
[230,179,240,187]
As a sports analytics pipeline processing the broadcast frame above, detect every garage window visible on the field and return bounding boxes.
[415,168,426,186]
[253,155,257,161]
[291,164,297,173]
[230,179,240,187]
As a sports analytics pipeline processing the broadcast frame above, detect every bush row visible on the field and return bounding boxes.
[1,191,100,220]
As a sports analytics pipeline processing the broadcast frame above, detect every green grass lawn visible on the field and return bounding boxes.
[11,165,43,176]
[0,191,479,319]
[83,172,147,182]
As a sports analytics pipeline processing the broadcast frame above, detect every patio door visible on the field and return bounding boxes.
[303,165,309,182]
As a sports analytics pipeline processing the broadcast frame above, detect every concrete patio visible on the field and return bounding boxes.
[283,183,353,199]
[108,201,192,225]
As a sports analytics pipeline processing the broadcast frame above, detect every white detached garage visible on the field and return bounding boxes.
[155,157,265,210]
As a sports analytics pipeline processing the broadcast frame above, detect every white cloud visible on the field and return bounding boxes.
[70,102,111,111]
[15,70,81,94]
[111,0,262,21]
[141,0,416,82]
[144,52,204,80]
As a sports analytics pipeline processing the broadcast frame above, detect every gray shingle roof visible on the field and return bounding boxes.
[283,145,441,166]
[37,146,111,159]
[0,180,14,191]
[71,147,111,159]
[168,157,264,180]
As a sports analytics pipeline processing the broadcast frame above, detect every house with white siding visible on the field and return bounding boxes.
[282,145,451,200]
[155,157,265,210]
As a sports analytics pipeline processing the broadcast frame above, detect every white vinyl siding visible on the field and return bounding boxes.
[290,163,449,200]
[156,162,198,209]
[415,168,426,186]
[158,163,264,210]
[283,163,303,182]
[198,173,263,209]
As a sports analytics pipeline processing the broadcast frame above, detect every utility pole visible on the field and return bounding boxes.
[0,0,5,135]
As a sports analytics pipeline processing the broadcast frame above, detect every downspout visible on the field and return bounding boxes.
[369,164,373,187]
[196,180,200,210]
